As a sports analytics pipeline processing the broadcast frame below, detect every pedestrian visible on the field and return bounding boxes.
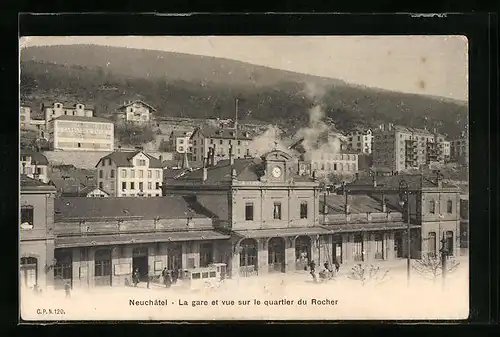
[64,281,71,299]
[334,258,340,273]
[161,267,167,283]
[309,260,317,282]
[133,268,140,287]
[165,270,172,288]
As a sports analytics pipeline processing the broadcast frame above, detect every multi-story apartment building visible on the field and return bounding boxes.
[20,103,31,128]
[95,150,164,197]
[47,115,114,152]
[20,151,50,183]
[346,128,373,154]
[296,153,359,177]
[169,130,193,160]
[42,101,94,124]
[190,127,253,165]
[114,100,155,125]
[450,131,469,164]
[20,175,57,291]
[440,140,451,162]
[373,124,447,172]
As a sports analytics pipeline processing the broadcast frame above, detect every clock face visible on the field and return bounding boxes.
[272,166,282,178]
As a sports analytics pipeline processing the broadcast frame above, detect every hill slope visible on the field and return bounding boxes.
[20,45,468,137]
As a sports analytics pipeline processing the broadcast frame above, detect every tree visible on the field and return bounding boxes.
[412,253,460,283]
[347,264,390,286]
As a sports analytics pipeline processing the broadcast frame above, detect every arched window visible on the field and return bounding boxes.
[20,257,38,289]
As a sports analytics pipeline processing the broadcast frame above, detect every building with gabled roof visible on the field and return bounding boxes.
[20,151,50,183]
[114,100,156,125]
[41,101,95,123]
[189,126,253,165]
[95,150,164,197]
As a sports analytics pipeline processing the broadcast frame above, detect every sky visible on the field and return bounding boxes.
[20,36,468,101]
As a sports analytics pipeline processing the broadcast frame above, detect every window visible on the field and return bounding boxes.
[99,182,103,189]
[136,159,146,166]
[155,182,160,189]
[446,231,454,256]
[374,233,384,259]
[110,169,115,178]
[179,139,184,144]
[428,200,436,214]
[122,182,126,190]
[193,140,197,145]
[245,203,254,221]
[219,139,223,145]
[20,205,34,228]
[273,202,282,220]
[447,200,453,213]
[353,234,364,261]
[148,170,152,178]
[139,182,144,191]
[121,169,127,178]
[428,232,437,257]
[155,170,160,179]
[238,140,241,145]
[130,170,135,178]
[99,170,103,179]
[148,182,152,190]
[300,201,308,219]
[210,139,214,144]
[130,182,135,190]
[200,242,214,267]
[138,170,144,178]
[179,146,184,152]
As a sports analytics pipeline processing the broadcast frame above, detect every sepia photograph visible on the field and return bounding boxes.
[19,35,469,321]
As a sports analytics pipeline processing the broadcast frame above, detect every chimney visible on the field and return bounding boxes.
[372,175,377,187]
[312,170,317,181]
[382,199,387,213]
[355,172,359,181]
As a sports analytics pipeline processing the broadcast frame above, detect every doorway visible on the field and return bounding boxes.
[132,247,149,282]
[268,237,285,273]
[394,232,403,258]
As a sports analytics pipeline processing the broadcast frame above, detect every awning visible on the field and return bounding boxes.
[55,230,230,248]
[233,227,331,239]
[321,222,421,233]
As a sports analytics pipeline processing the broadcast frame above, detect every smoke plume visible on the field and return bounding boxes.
[248,125,289,157]
[294,83,343,161]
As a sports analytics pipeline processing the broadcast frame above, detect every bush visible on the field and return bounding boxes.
[116,124,154,146]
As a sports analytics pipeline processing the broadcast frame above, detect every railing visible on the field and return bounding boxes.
[322,212,404,225]
[54,218,215,237]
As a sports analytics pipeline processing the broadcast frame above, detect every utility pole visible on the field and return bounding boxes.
[398,179,411,286]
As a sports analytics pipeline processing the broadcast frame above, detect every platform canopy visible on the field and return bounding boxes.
[55,230,230,248]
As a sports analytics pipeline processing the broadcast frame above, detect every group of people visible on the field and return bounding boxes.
[130,267,181,288]
[161,267,180,288]
[308,259,340,283]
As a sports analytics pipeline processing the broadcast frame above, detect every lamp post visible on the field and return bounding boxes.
[439,232,448,290]
[398,179,411,285]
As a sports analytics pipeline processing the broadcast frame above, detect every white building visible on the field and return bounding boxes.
[440,140,451,162]
[42,101,94,123]
[168,130,193,159]
[346,128,373,154]
[95,150,164,197]
[20,104,31,128]
[47,115,114,152]
[114,100,156,125]
[20,151,50,183]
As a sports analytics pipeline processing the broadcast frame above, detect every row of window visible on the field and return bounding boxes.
[312,162,357,171]
[113,168,162,179]
[56,142,112,149]
[244,201,308,221]
[428,200,454,214]
[115,181,161,190]
[56,122,111,130]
